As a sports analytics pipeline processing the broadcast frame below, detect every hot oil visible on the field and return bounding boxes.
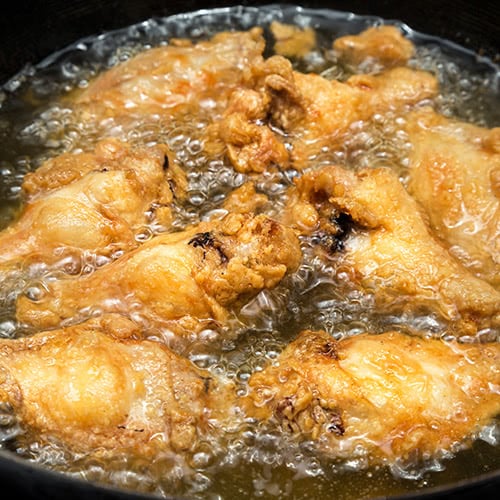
[0,4,499,499]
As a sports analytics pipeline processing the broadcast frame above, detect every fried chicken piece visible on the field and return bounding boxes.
[198,58,295,172]
[222,182,269,214]
[217,89,290,173]
[406,107,500,287]
[0,317,233,456]
[0,138,186,268]
[16,213,302,332]
[204,56,298,173]
[346,67,437,112]
[244,329,500,464]
[213,57,437,172]
[333,25,415,69]
[284,165,500,328]
[293,66,437,168]
[75,28,265,124]
[270,21,317,58]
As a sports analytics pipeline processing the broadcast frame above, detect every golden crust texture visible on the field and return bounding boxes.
[15,213,302,332]
[0,138,186,267]
[0,317,233,457]
[284,164,500,329]
[244,329,500,464]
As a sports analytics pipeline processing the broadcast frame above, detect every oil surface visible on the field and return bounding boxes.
[0,4,499,499]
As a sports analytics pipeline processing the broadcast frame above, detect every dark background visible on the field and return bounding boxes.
[0,0,499,83]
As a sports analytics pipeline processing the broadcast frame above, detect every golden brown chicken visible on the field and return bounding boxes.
[16,213,302,332]
[203,54,299,173]
[333,25,415,69]
[270,21,317,58]
[406,107,500,287]
[215,87,290,173]
[292,66,437,168]
[212,56,438,172]
[74,28,266,127]
[244,329,500,465]
[94,27,431,175]
[0,138,186,268]
[283,165,500,329]
[0,316,233,457]
[222,181,269,214]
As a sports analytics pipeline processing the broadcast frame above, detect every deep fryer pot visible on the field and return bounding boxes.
[0,1,499,499]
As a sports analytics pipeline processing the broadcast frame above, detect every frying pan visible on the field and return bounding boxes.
[0,1,499,499]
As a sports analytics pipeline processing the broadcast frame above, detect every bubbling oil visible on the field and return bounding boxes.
[0,4,499,499]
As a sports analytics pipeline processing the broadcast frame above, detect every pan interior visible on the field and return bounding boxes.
[0,4,499,499]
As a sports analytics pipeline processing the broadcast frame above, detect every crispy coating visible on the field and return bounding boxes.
[0,138,186,267]
[214,58,438,172]
[294,67,437,167]
[346,67,437,112]
[270,21,317,58]
[333,25,415,69]
[205,56,298,173]
[406,107,500,287]
[284,165,500,327]
[0,317,233,456]
[16,213,302,331]
[244,329,500,464]
[222,182,269,214]
[217,88,290,173]
[75,28,265,123]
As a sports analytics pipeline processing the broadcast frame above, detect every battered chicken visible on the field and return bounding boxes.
[333,25,415,70]
[0,138,186,268]
[82,26,433,174]
[222,181,269,214]
[270,21,317,58]
[284,165,500,329]
[406,107,500,287]
[216,87,290,173]
[0,316,233,457]
[288,67,436,168]
[244,329,500,464]
[75,28,265,127]
[16,213,302,332]
[214,56,438,172]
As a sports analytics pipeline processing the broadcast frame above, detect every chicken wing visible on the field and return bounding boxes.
[244,329,500,464]
[0,138,186,268]
[0,316,233,457]
[270,21,317,59]
[283,165,500,329]
[212,56,438,172]
[291,66,437,169]
[74,28,265,126]
[16,213,302,332]
[406,107,500,287]
[333,25,415,70]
